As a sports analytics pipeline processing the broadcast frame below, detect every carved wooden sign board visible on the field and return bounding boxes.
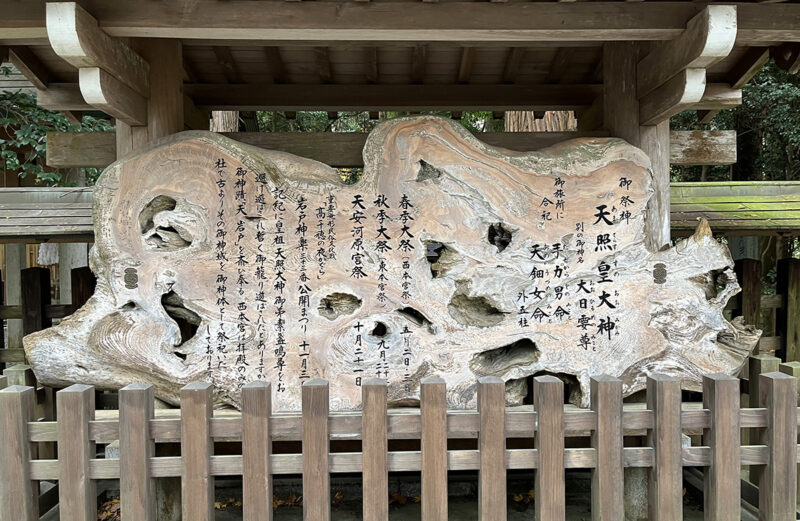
[25,118,758,411]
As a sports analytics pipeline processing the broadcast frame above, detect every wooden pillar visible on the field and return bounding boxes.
[117,39,184,158]
[733,258,763,328]
[777,259,800,362]
[4,244,25,349]
[603,42,671,252]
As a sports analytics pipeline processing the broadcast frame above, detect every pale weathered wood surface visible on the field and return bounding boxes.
[57,384,97,521]
[534,376,565,520]
[119,383,156,521]
[646,375,682,521]
[24,118,759,411]
[477,376,506,521]
[758,372,798,520]
[362,379,388,521]
[0,386,38,521]
[302,379,330,521]
[181,382,214,521]
[421,376,447,521]
[590,375,623,521]
[702,374,739,521]
[242,381,273,521]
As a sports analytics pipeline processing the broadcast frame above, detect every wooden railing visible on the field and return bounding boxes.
[1,369,799,521]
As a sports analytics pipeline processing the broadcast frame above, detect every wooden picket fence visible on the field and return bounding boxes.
[1,370,799,521]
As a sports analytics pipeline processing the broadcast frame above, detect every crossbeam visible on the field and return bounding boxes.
[3,3,800,45]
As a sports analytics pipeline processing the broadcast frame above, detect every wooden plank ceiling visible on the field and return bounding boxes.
[3,1,799,112]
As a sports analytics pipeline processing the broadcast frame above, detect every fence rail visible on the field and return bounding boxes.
[1,370,799,521]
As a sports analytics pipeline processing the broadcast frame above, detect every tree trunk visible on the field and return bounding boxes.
[210,111,239,132]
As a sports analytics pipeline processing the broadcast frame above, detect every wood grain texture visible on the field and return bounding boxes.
[24,120,758,412]
[477,376,506,521]
[362,379,388,521]
[181,382,214,521]
[242,381,272,521]
[79,67,148,126]
[590,375,623,521]
[302,379,330,521]
[0,386,38,521]
[702,374,739,521]
[758,372,798,520]
[639,68,706,126]
[534,375,565,521]
[734,258,762,327]
[646,375,682,521]
[669,130,736,166]
[421,376,447,521]
[57,384,97,521]
[119,383,156,521]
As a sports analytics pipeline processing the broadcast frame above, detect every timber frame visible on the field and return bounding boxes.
[2,2,800,246]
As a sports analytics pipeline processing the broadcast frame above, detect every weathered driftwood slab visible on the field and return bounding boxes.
[24,117,758,411]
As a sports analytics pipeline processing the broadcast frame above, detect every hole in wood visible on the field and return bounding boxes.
[397,306,432,327]
[416,159,444,182]
[139,195,176,234]
[448,292,506,328]
[487,222,513,252]
[161,291,201,347]
[371,321,389,337]
[318,293,362,320]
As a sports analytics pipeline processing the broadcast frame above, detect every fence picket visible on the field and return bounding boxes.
[303,379,330,521]
[242,381,272,521]
[119,383,156,521]
[57,384,96,521]
[181,382,214,521]
[0,385,38,521]
[590,375,623,521]
[421,376,447,521]
[702,374,740,521]
[778,361,800,510]
[477,376,506,521]
[0,375,6,389]
[362,378,388,521]
[646,374,681,521]
[534,375,565,521]
[758,372,797,520]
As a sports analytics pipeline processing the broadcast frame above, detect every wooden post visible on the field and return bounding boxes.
[646,374,682,521]
[119,383,156,521]
[477,376,506,521]
[748,354,780,485]
[777,259,800,361]
[0,386,38,521]
[0,375,6,389]
[57,384,96,521]
[0,269,5,370]
[421,376,447,521]
[242,381,272,521]
[779,361,800,510]
[3,364,35,387]
[702,374,740,521]
[734,258,762,329]
[70,266,96,312]
[302,379,330,521]
[181,382,214,521]
[5,244,25,349]
[362,378,388,521]
[603,42,671,252]
[758,372,797,520]
[590,375,623,521]
[20,267,51,335]
[534,375,565,521]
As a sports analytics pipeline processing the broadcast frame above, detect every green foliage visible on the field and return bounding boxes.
[671,62,800,182]
[0,90,113,186]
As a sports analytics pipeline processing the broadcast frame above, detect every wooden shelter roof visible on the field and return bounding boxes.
[3,2,800,112]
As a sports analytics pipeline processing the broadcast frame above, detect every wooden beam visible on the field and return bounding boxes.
[46,131,116,168]
[771,42,800,74]
[728,47,770,89]
[212,46,242,84]
[264,47,288,84]
[46,2,149,97]
[79,68,147,126]
[639,68,706,125]
[638,6,736,99]
[457,47,475,84]
[36,83,92,111]
[45,128,732,169]
[27,3,800,45]
[6,4,800,45]
[315,47,333,84]
[365,47,378,84]
[184,83,601,111]
[411,45,427,84]
[693,83,741,110]
[670,130,736,166]
[502,48,524,84]
[546,48,573,84]
[8,47,50,90]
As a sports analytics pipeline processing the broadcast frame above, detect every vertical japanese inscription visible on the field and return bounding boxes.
[272,187,288,392]
[234,167,250,385]
[296,196,311,380]
[214,158,230,374]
